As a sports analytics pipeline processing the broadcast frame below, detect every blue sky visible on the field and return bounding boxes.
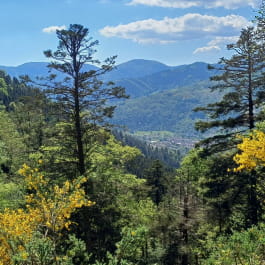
[0,0,260,66]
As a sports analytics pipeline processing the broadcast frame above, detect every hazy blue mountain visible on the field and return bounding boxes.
[0,62,50,77]
[115,62,213,98]
[0,62,99,78]
[0,59,170,80]
[0,60,213,99]
[139,62,213,92]
[104,59,171,80]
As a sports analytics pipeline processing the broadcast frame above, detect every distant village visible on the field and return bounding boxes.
[135,133,198,150]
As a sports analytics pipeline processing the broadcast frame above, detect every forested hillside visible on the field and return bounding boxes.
[2,5,265,265]
[113,80,217,136]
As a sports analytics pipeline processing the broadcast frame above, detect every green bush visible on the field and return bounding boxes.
[202,226,265,265]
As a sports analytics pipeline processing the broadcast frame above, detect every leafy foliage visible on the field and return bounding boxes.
[202,226,265,265]
[0,109,27,177]
[0,163,93,264]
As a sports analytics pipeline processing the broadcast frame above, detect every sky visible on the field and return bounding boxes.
[0,0,261,67]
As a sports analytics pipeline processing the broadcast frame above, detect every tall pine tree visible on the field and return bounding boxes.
[42,24,128,176]
[195,27,265,153]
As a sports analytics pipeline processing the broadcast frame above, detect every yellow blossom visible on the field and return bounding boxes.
[0,164,94,264]
[233,130,265,172]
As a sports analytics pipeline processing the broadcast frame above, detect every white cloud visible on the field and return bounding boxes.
[128,0,259,9]
[128,0,199,8]
[100,14,251,44]
[193,45,221,54]
[208,36,239,46]
[42,25,67,33]
[193,36,239,54]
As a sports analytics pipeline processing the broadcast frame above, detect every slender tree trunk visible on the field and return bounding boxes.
[177,176,192,265]
[248,55,254,129]
[74,88,85,175]
[247,171,259,226]
[73,50,85,176]
[246,56,258,226]
[181,189,189,265]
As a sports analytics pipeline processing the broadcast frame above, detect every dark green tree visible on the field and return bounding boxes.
[195,27,265,153]
[42,24,128,176]
[9,90,52,154]
[144,160,168,205]
[255,0,265,42]
[0,70,34,109]
[0,109,27,178]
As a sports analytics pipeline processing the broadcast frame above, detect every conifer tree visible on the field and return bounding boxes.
[195,27,265,153]
[42,24,128,175]
[144,160,167,205]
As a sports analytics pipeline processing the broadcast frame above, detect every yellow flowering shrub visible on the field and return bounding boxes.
[0,208,41,264]
[0,163,94,264]
[233,130,265,171]
[20,163,94,233]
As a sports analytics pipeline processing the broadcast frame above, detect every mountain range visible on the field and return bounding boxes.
[0,59,218,138]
